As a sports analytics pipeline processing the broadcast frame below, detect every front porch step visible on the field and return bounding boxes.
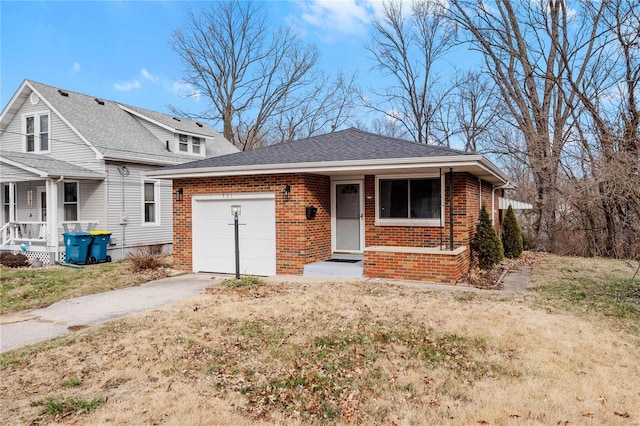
[303,259,364,279]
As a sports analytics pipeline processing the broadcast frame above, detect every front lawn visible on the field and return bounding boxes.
[0,259,172,315]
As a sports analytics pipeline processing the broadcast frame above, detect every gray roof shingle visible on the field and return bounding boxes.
[0,150,105,179]
[161,128,469,171]
[28,81,236,164]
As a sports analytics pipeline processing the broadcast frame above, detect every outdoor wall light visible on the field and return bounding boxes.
[283,184,291,201]
[175,187,184,202]
[231,205,241,216]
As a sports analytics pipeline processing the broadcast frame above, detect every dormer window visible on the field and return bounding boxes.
[192,137,201,154]
[179,134,189,152]
[176,134,205,156]
[24,113,50,153]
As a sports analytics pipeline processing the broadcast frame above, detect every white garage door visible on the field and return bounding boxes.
[193,194,276,276]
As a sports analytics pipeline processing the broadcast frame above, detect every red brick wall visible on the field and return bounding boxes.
[172,174,330,274]
[364,247,471,284]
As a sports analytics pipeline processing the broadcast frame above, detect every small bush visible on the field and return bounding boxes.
[502,205,524,258]
[471,206,503,270]
[127,245,167,272]
[221,276,264,288]
[0,252,30,268]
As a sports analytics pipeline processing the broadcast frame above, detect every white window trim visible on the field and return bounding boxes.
[175,134,206,156]
[22,111,51,153]
[374,173,445,227]
[62,180,79,222]
[142,179,160,226]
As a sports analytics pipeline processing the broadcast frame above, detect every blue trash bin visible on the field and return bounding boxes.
[63,232,93,265]
[88,231,112,264]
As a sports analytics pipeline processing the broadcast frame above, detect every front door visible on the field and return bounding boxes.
[37,187,47,221]
[333,181,364,252]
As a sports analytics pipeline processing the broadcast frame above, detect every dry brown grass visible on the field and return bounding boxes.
[1,272,638,425]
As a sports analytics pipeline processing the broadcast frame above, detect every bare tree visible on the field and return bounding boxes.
[170,1,356,150]
[449,0,600,252]
[366,0,455,145]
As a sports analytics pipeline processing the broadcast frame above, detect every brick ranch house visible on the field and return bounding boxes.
[147,128,512,284]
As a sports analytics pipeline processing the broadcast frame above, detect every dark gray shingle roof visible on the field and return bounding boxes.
[162,128,468,171]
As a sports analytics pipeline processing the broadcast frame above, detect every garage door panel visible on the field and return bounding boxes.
[194,196,276,276]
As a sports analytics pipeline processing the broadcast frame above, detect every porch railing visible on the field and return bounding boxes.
[0,221,98,248]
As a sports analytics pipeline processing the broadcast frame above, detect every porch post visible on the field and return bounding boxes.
[8,182,16,222]
[46,179,59,262]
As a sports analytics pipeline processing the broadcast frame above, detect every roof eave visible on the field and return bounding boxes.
[146,155,510,184]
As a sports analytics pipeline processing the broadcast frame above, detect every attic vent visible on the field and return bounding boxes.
[196,122,203,128]
[172,117,181,122]
[94,98,105,105]
[58,89,69,97]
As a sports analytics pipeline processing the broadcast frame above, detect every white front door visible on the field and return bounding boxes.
[333,180,364,252]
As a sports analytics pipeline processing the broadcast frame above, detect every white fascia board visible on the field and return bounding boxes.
[117,104,177,134]
[0,157,48,177]
[0,80,30,130]
[146,155,508,181]
[117,104,212,139]
[27,82,104,160]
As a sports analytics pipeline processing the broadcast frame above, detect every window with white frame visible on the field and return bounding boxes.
[63,182,78,221]
[178,134,188,152]
[192,136,202,154]
[143,181,158,223]
[376,176,442,225]
[24,113,50,153]
[177,134,205,155]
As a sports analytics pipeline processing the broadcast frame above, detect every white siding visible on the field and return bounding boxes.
[0,92,102,173]
[134,119,174,149]
[105,162,173,250]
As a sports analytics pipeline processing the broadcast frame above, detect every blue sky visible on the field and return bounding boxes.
[2,1,371,113]
[1,1,477,128]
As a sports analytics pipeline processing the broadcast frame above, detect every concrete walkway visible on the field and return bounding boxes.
[1,267,532,354]
[0,273,217,353]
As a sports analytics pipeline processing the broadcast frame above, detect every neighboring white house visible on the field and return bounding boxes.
[0,80,238,264]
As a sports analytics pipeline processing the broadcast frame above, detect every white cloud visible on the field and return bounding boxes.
[71,62,81,73]
[172,81,200,101]
[114,80,141,91]
[141,68,159,82]
[293,0,375,41]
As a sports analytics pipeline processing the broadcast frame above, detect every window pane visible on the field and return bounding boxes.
[379,180,408,218]
[144,182,155,202]
[179,134,188,151]
[192,137,201,154]
[410,179,440,219]
[26,117,34,134]
[40,133,49,151]
[27,135,35,152]
[145,203,155,223]
[64,183,78,202]
[39,115,49,150]
[39,115,48,131]
[64,204,78,221]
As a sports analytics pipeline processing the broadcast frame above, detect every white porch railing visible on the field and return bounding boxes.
[1,221,98,248]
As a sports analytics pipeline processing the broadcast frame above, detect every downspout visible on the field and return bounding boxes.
[478,178,482,211]
[439,168,443,249]
[449,168,454,251]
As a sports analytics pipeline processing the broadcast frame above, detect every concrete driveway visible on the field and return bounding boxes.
[0,273,217,353]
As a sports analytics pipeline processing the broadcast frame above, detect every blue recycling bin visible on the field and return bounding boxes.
[63,232,93,265]
[88,231,112,263]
